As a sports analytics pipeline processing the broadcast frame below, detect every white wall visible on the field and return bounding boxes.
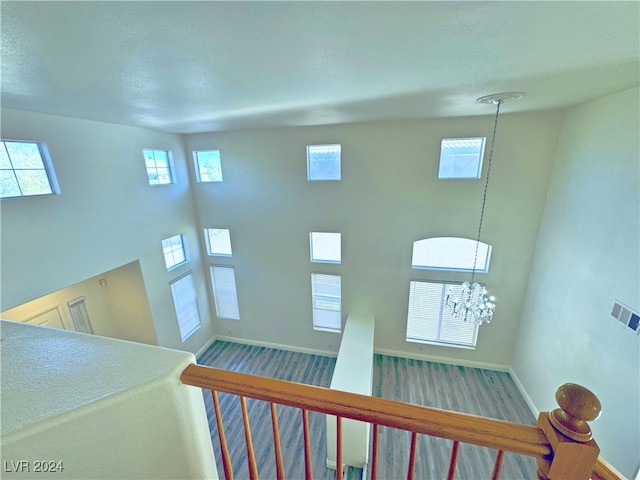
[185,112,563,366]
[0,108,214,353]
[1,320,218,480]
[1,261,158,345]
[511,87,640,478]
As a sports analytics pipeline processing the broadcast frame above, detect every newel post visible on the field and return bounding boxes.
[537,383,601,480]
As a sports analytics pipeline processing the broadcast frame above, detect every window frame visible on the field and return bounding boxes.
[438,137,486,180]
[406,279,479,349]
[193,149,223,183]
[170,271,202,342]
[411,237,492,273]
[210,264,240,320]
[309,232,341,264]
[306,144,341,181]
[204,228,233,257]
[0,139,60,199]
[310,272,342,333]
[162,234,189,271]
[143,148,175,186]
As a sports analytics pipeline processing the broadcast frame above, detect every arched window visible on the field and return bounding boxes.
[411,237,492,273]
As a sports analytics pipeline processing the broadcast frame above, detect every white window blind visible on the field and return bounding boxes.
[406,281,478,348]
[170,272,201,342]
[311,273,341,333]
[210,265,240,320]
[67,297,93,334]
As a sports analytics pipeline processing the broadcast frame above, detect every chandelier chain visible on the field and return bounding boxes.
[471,100,501,285]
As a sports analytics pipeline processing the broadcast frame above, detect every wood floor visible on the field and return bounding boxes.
[197,341,538,480]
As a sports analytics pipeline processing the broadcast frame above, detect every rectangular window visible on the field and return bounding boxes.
[310,232,341,264]
[307,144,341,181]
[311,273,341,333]
[210,265,240,320]
[170,272,201,342]
[1,140,60,198]
[143,148,174,185]
[205,228,233,256]
[194,150,223,182]
[406,280,478,348]
[67,297,94,334]
[438,137,485,179]
[162,234,188,270]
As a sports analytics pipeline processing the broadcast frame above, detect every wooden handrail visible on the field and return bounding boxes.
[592,457,628,480]
[181,363,551,458]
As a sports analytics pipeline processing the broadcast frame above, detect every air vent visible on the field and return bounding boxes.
[611,300,640,334]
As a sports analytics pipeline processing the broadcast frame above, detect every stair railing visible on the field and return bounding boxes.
[181,364,623,480]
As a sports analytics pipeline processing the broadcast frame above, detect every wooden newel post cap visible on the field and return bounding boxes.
[549,383,601,442]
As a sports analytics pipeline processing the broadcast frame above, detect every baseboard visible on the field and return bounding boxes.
[213,335,338,358]
[374,347,510,372]
[195,334,218,360]
[508,366,540,417]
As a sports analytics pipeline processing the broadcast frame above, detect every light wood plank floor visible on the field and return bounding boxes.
[197,341,538,480]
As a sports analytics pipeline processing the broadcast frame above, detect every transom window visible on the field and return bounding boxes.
[311,273,341,333]
[307,144,341,181]
[310,232,341,264]
[438,137,486,179]
[162,234,188,270]
[170,272,201,342]
[210,265,240,320]
[143,148,174,185]
[412,237,492,273]
[205,228,233,256]
[406,280,478,348]
[0,140,59,198]
[194,150,223,182]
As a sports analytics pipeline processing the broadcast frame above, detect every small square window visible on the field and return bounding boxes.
[162,234,188,270]
[205,228,232,256]
[194,150,223,182]
[170,272,201,342]
[310,232,341,263]
[143,148,174,185]
[1,140,59,198]
[307,144,341,181]
[438,138,485,179]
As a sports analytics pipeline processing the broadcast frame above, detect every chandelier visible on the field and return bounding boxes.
[445,92,524,325]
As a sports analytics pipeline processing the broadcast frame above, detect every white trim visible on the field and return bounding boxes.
[374,347,509,372]
[508,367,540,417]
[211,335,337,358]
[195,334,218,359]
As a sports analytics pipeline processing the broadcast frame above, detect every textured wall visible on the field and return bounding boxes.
[511,87,640,477]
[1,320,218,479]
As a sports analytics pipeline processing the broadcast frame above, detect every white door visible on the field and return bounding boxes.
[25,306,67,329]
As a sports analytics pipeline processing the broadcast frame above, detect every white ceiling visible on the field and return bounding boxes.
[1,1,638,134]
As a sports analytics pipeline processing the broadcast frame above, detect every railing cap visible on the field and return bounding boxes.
[549,383,601,442]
